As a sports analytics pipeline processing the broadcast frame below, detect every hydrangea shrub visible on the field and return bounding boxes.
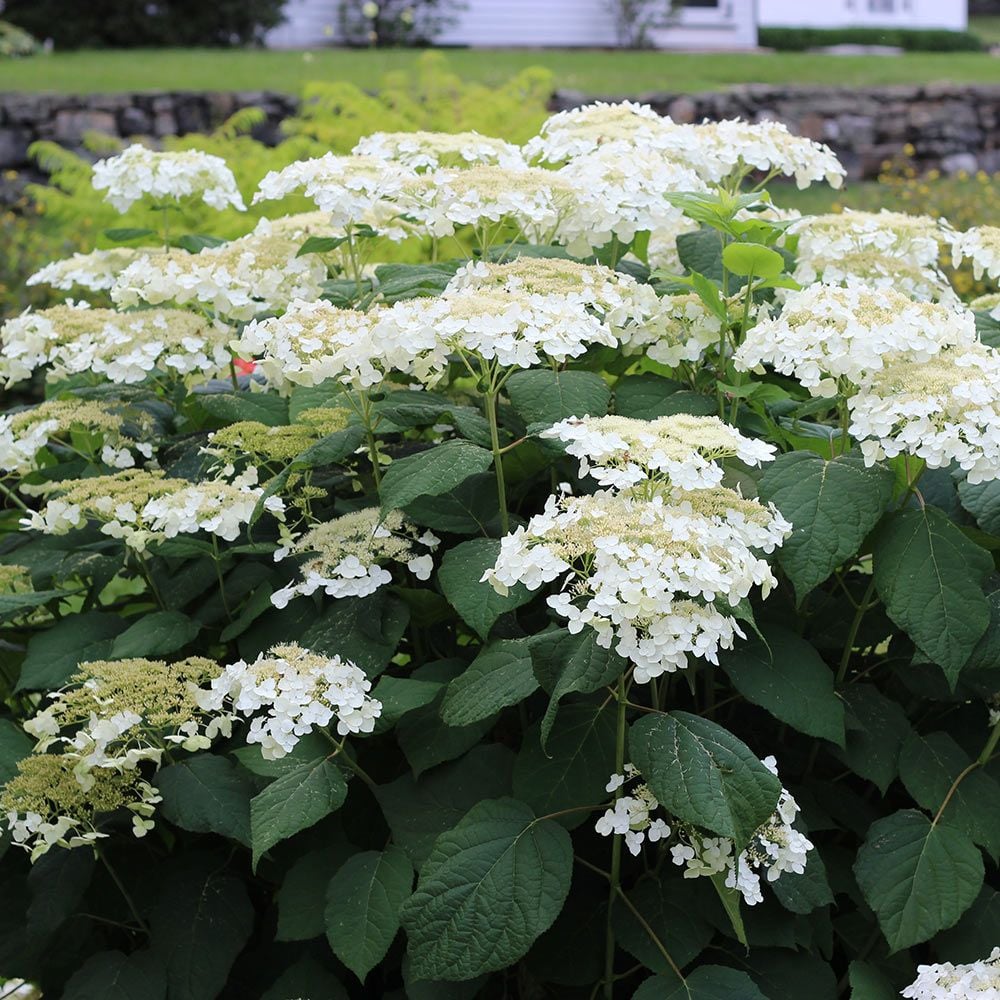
[0,101,998,999]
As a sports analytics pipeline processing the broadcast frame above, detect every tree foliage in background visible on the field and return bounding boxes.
[1,0,287,48]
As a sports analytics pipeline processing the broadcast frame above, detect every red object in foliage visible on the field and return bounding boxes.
[233,358,257,375]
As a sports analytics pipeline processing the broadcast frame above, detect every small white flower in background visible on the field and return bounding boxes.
[271,507,438,606]
[849,344,1000,485]
[27,247,165,293]
[353,130,526,172]
[92,144,245,213]
[950,224,1000,280]
[194,643,382,759]
[111,213,333,323]
[362,0,379,17]
[734,284,977,393]
[902,947,1000,999]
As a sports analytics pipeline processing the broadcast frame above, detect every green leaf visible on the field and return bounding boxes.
[103,227,156,243]
[634,966,768,1000]
[505,370,611,426]
[614,372,714,418]
[277,845,353,941]
[937,886,1000,962]
[958,477,1000,534]
[149,859,253,1000]
[375,744,514,866]
[250,757,347,867]
[371,675,443,730]
[27,848,95,941]
[873,507,993,685]
[157,755,253,846]
[175,234,227,253]
[325,847,413,981]
[629,712,781,848]
[530,628,627,748]
[899,731,1000,861]
[718,625,845,745]
[739,950,837,1000]
[512,704,617,829]
[836,684,911,793]
[438,539,533,639]
[218,584,274,643]
[400,798,572,981]
[198,391,289,427]
[297,234,348,256]
[0,719,32,786]
[722,241,785,278]
[261,958,347,1000]
[108,610,200,659]
[397,696,496,778]
[676,228,724,282]
[299,590,409,678]
[62,951,166,1000]
[404,472,500,535]
[18,612,128,691]
[759,451,894,602]
[771,848,834,914]
[440,640,538,726]
[381,440,493,513]
[0,588,74,623]
[611,876,714,976]
[854,809,984,952]
[291,424,366,469]
[848,961,898,1000]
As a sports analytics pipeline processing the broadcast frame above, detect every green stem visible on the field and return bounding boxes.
[836,576,877,684]
[345,224,364,299]
[133,549,166,611]
[229,357,240,392]
[98,848,150,935]
[602,674,628,999]
[0,478,29,513]
[485,389,510,534]
[210,536,233,622]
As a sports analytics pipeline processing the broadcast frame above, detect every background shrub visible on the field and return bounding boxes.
[759,26,985,51]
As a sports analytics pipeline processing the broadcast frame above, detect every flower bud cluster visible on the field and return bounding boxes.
[271,507,438,607]
[193,643,382,759]
[902,948,1000,999]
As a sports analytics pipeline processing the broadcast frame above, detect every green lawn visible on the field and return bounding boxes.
[2,47,1000,95]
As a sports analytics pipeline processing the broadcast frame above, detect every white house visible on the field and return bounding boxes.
[267,0,759,50]
[757,0,967,31]
[266,0,969,50]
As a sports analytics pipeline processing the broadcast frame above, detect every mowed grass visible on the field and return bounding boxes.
[2,47,1000,95]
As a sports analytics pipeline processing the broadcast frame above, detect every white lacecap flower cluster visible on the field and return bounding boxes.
[92,143,246,213]
[110,213,332,322]
[950,224,1000,281]
[902,948,1000,999]
[28,247,159,293]
[789,209,955,303]
[734,284,978,395]
[596,756,812,905]
[193,643,382,759]
[271,508,438,607]
[849,345,1000,484]
[540,413,776,492]
[0,303,233,387]
[484,482,790,682]
[353,130,526,171]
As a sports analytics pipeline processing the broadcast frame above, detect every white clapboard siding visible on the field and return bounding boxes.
[267,0,342,47]
[758,0,967,31]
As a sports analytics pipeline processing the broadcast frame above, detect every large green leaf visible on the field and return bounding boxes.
[376,744,514,866]
[403,472,500,535]
[505,369,611,425]
[0,719,32,786]
[149,858,254,1000]
[108,611,200,659]
[848,961,898,1000]
[62,951,166,1000]
[771,848,834,915]
[0,588,73,623]
[629,712,781,848]
[380,440,493,513]
[18,612,128,690]
[530,628,627,748]
[738,950,837,1000]
[854,809,984,951]
[759,451,893,601]
[198,391,288,427]
[937,886,1000,962]
[157,755,253,846]
[439,640,537,726]
[400,798,572,981]
[512,704,617,829]
[260,958,347,1000]
[899,731,1000,861]
[276,845,352,941]
[718,625,844,745]
[634,966,768,1000]
[872,507,992,685]
[958,477,1000,535]
[614,373,714,419]
[611,876,714,976]
[325,846,413,981]
[836,684,911,793]
[26,848,95,941]
[437,538,532,639]
[250,756,348,867]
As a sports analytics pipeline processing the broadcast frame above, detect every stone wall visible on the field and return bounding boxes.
[1,83,997,191]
